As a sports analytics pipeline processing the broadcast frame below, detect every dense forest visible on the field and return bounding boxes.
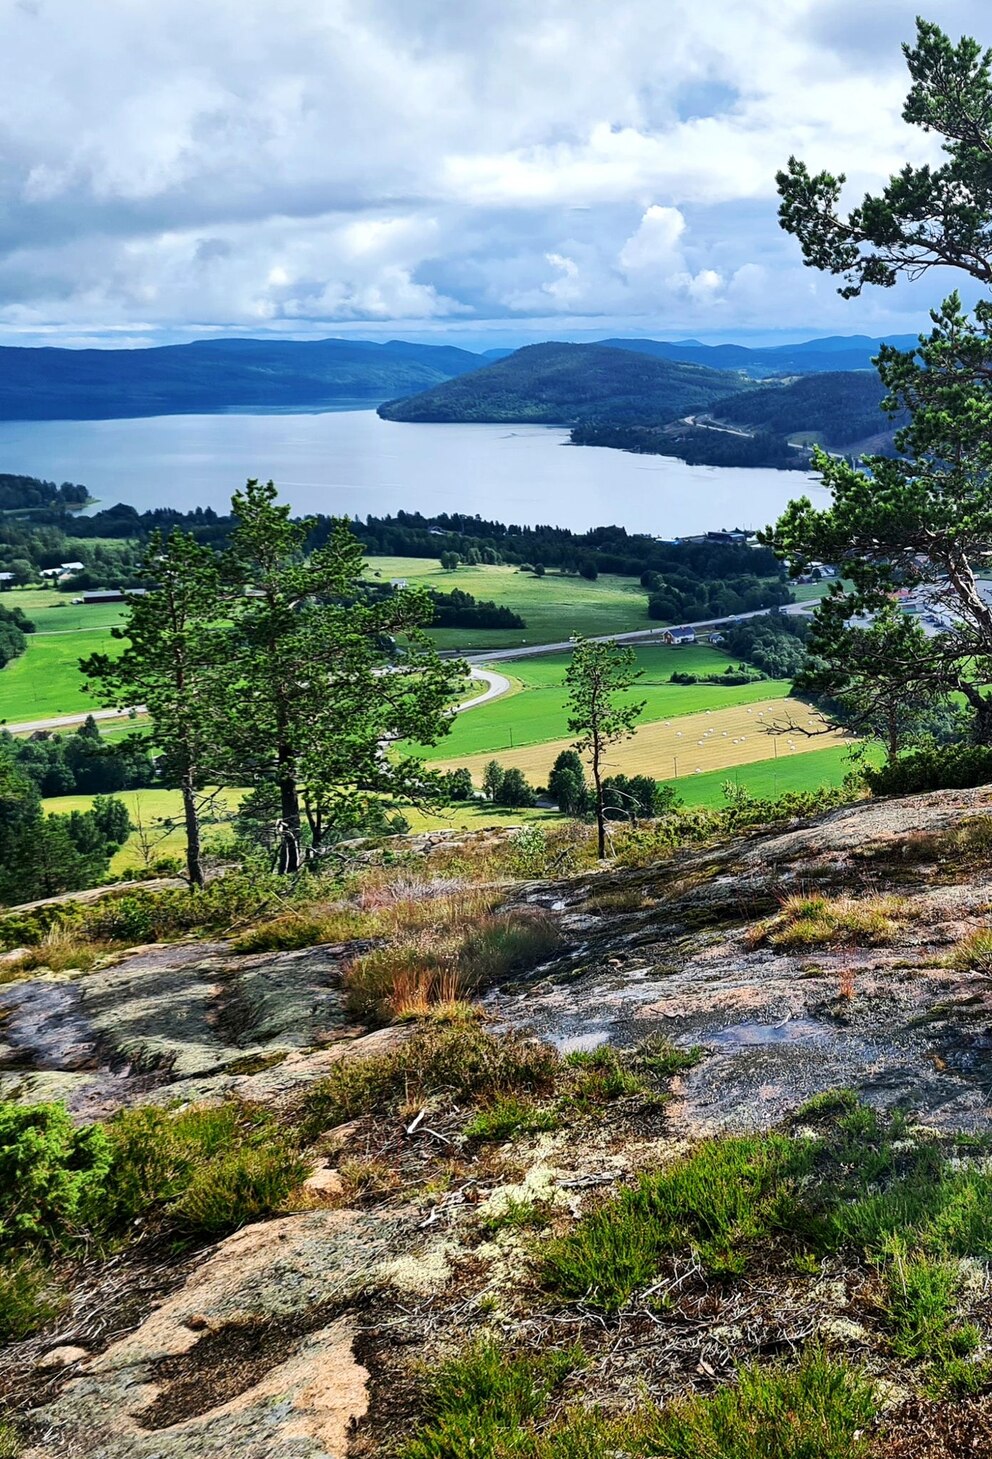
[0,602,34,669]
[377,342,740,423]
[379,342,903,461]
[709,371,904,448]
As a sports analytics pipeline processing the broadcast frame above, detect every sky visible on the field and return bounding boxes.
[1,0,990,351]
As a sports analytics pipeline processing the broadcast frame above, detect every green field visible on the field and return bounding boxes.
[658,741,877,808]
[0,587,124,722]
[419,643,791,762]
[365,556,652,649]
[8,587,127,633]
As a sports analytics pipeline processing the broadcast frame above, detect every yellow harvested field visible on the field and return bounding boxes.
[437,697,855,785]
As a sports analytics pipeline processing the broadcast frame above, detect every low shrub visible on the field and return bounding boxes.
[173,1144,307,1236]
[233,905,367,953]
[565,1045,646,1102]
[0,1253,64,1341]
[0,1102,113,1247]
[543,1134,811,1307]
[104,1101,306,1238]
[398,1338,874,1459]
[865,743,992,796]
[882,1248,977,1366]
[478,1198,555,1235]
[304,1023,561,1131]
[399,1341,583,1459]
[634,1347,876,1459]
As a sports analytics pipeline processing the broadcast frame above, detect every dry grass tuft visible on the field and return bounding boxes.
[949,927,992,975]
[7,924,111,975]
[751,892,913,951]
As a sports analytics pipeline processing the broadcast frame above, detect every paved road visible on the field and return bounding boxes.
[2,665,512,736]
[2,706,146,735]
[463,605,809,665]
[454,667,512,713]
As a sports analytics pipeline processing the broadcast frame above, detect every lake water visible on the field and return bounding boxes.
[0,408,830,534]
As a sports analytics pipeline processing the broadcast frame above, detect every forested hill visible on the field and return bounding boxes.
[708,371,902,448]
[0,338,485,421]
[376,342,740,424]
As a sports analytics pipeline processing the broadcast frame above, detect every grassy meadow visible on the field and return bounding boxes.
[365,555,653,648]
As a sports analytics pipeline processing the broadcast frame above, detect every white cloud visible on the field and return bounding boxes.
[0,0,984,342]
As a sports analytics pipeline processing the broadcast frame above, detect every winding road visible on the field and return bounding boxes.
[3,665,515,736]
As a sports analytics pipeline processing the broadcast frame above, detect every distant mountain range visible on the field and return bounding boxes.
[0,329,918,424]
[594,334,919,378]
[0,337,485,421]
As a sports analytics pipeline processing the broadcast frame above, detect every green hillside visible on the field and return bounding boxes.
[377,342,742,424]
[710,370,899,447]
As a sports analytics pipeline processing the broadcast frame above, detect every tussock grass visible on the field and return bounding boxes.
[753,892,912,950]
[105,1101,308,1238]
[949,927,992,975]
[398,1338,875,1459]
[8,924,111,974]
[337,1157,400,1200]
[343,905,560,1022]
[303,1022,561,1132]
[583,885,648,914]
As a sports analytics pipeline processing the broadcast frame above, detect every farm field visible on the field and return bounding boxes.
[435,697,852,788]
[0,586,123,722]
[658,741,877,808]
[418,643,791,762]
[0,633,119,722]
[365,555,652,648]
[42,787,245,874]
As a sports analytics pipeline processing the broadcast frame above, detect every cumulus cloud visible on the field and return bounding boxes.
[0,0,985,343]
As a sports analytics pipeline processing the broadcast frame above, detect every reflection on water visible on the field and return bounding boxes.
[0,408,830,534]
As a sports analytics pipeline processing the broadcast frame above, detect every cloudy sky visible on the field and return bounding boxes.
[1,0,989,349]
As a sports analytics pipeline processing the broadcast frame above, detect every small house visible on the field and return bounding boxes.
[664,626,696,646]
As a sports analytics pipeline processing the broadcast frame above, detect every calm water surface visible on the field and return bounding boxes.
[0,409,830,534]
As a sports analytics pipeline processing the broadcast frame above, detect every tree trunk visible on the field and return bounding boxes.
[277,745,302,874]
[592,739,605,860]
[180,768,205,890]
[962,683,992,745]
[886,703,899,765]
